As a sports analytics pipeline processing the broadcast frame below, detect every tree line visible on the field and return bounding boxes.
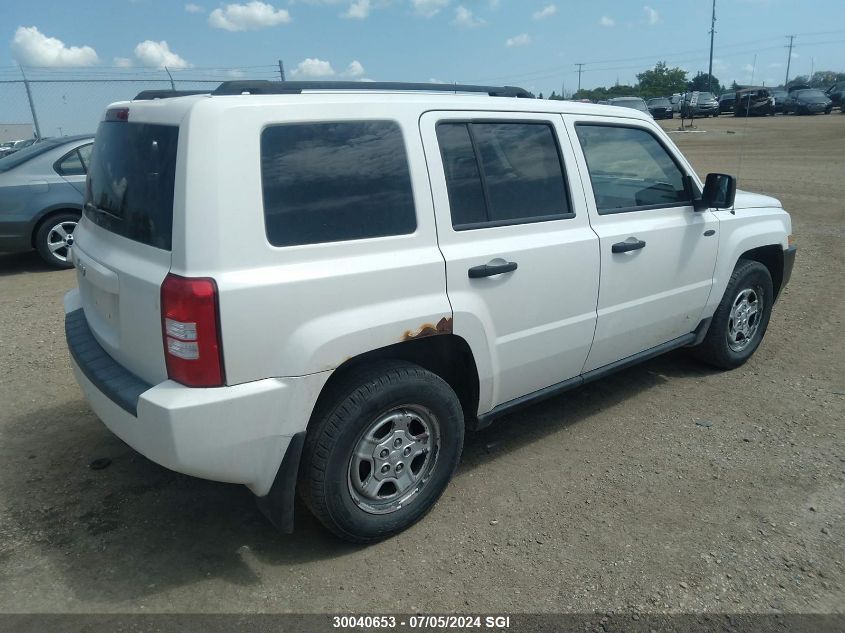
[537,61,845,101]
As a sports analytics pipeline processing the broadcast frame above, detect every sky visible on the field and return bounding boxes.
[1,0,844,134]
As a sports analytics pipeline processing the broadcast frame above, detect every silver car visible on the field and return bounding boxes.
[0,135,93,268]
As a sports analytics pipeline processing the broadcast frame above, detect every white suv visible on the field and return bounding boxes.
[64,81,796,543]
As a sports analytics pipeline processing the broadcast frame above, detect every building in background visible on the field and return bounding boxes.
[0,123,33,143]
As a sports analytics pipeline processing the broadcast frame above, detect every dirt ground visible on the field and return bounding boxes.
[0,113,842,615]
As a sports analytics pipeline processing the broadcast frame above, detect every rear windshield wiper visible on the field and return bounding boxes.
[84,202,123,222]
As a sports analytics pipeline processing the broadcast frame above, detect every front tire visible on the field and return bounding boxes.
[693,260,774,369]
[299,360,464,543]
[34,212,79,269]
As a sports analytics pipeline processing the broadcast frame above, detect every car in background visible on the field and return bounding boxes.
[784,89,833,115]
[825,82,845,110]
[0,138,37,158]
[680,91,720,117]
[647,97,673,119]
[0,134,93,268]
[771,89,789,114]
[607,96,652,117]
[734,88,775,116]
[670,94,683,113]
[718,93,736,114]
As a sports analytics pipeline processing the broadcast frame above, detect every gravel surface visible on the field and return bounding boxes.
[0,113,842,614]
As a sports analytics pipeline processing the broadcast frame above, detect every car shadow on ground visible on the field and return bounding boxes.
[2,349,719,604]
[0,251,62,277]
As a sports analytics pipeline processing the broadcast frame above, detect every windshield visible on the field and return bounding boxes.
[0,138,64,173]
[797,90,827,100]
[648,99,670,106]
[697,92,715,100]
[612,99,648,112]
[85,121,179,250]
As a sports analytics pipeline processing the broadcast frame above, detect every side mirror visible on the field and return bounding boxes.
[702,173,736,209]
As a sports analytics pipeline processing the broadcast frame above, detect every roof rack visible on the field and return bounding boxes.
[211,80,533,98]
[133,89,211,101]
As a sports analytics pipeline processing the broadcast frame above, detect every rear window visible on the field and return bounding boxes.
[84,122,179,250]
[260,121,416,247]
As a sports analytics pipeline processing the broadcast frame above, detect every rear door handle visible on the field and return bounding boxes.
[612,239,646,254]
[468,261,518,278]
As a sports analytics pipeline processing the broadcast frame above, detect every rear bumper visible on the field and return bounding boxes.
[64,289,330,496]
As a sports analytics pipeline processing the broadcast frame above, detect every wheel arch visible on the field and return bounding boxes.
[309,334,481,432]
[30,204,83,248]
[739,244,784,299]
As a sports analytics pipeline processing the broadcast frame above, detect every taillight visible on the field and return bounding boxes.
[161,273,224,387]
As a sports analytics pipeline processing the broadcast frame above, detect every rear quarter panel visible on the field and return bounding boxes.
[178,99,451,384]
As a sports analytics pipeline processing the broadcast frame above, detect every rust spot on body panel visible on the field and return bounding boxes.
[403,317,453,341]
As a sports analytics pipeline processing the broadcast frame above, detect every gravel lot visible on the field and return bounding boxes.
[0,113,842,615]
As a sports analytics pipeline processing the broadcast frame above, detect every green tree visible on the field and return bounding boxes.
[688,72,723,94]
[637,61,688,98]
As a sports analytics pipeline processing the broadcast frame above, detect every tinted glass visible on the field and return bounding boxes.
[575,125,690,213]
[261,121,416,247]
[473,123,569,223]
[649,99,670,106]
[56,148,86,176]
[436,124,487,226]
[85,122,179,250]
[78,144,92,170]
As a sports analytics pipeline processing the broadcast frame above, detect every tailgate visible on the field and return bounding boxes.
[72,117,179,385]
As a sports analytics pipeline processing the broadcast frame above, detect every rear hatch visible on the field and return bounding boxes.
[73,111,180,385]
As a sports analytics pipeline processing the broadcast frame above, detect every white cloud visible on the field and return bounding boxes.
[429,77,445,83]
[208,2,291,31]
[768,62,781,68]
[743,63,756,73]
[599,15,615,27]
[342,0,371,18]
[292,57,336,78]
[345,60,365,77]
[113,56,133,67]
[227,68,246,77]
[10,26,99,67]
[134,40,192,68]
[505,33,531,47]
[412,0,449,18]
[184,3,204,12]
[643,5,661,25]
[532,4,556,20]
[452,5,485,27]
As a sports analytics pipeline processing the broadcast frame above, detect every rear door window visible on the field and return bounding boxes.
[436,121,572,229]
[85,122,179,250]
[260,121,417,247]
[55,144,92,177]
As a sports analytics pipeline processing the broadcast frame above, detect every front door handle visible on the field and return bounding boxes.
[468,261,518,278]
[612,239,646,254]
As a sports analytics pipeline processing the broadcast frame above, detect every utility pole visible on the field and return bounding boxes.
[19,66,42,140]
[575,63,584,94]
[784,35,795,86]
[707,0,716,92]
[278,59,286,82]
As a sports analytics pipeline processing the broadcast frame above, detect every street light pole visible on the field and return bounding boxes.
[707,0,716,93]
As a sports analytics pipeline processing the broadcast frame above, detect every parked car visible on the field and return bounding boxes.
[771,89,789,114]
[784,89,833,115]
[65,80,795,543]
[0,134,94,267]
[718,93,736,114]
[647,97,673,119]
[670,94,683,113]
[680,91,720,117]
[734,88,775,117]
[0,137,38,158]
[824,82,845,110]
[607,96,652,116]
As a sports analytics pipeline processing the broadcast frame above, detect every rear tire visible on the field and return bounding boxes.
[34,212,79,269]
[692,260,774,370]
[299,360,464,543]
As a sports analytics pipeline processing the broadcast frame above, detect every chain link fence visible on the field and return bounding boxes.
[0,67,275,140]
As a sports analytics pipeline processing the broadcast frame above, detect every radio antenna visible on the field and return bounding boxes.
[734,53,757,215]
